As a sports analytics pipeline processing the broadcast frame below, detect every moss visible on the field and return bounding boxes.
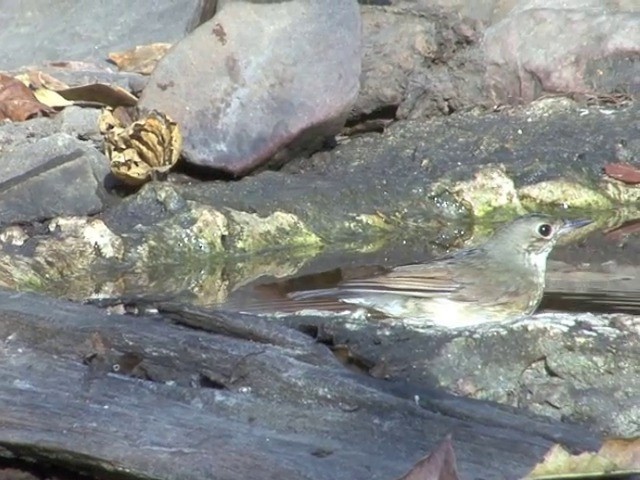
[13,270,46,292]
[48,217,125,260]
[351,212,395,232]
[187,204,229,253]
[226,209,322,253]
[518,179,614,210]
[0,254,45,292]
[435,165,527,219]
[600,178,640,205]
[134,205,323,269]
[432,164,640,232]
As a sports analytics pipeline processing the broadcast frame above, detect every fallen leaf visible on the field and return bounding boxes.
[15,70,69,90]
[524,438,640,479]
[99,107,182,186]
[108,43,172,75]
[12,70,139,110]
[15,71,73,108]
[604,218,640,242]
[396,435,459,480]
[525,445,617,479]
[0,73,54,121]
[57,83,138,107]
[604,163,640,184]
[33,86,74,108]
[48,60,108,71]
[598,437,640,469]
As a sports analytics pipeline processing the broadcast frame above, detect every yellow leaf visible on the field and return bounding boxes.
[32,87,74,108]
[525,440,640,480]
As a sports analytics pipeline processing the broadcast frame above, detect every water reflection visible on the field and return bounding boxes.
[10,211,639,318]
[222,217,640,317]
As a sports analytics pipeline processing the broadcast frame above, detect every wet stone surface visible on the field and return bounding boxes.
[213,222,640,438]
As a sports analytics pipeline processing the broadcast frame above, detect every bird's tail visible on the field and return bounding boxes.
[220,285,358,316]
[288,287,341,301]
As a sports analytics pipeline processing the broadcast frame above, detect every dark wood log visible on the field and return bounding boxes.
[0,290,600,480]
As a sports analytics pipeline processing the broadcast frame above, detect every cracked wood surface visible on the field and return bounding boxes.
[0,290,600,480]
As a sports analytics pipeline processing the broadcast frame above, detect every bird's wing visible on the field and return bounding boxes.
[337,262,461,298]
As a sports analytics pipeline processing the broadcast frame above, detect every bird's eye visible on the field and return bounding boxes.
[537,223,553,238]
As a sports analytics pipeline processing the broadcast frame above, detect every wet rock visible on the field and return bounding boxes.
[286,98,640,215]
[1,98,637,306]
[139,0,362,176]
[311,311,640,437]
[485,0,640,103]
[0,133,110,225]
[0,0,213,70]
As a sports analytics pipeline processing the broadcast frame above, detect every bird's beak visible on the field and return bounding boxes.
[560,218,592,234]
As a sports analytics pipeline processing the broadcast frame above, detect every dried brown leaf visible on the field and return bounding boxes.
[604,163,640,184]
[599,437,640,469]
[396,435,459,480]
[525,438,640,479]
[525,445,616,479]
[18,70,69,90]
[15,72,73,107]
[33,87,74,108]
[0,73,54,121]
[108,43,172,75]
[57,83,138,107]
[48,60,108,71]
[603,218,640,241]
[100,108,182,186]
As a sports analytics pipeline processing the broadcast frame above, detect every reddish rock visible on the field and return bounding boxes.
[484,0,640,103]
[139,0,361,176]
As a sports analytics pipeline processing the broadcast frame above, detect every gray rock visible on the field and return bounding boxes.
[139,0,362,176]
[0,133,110,225]
[354,4,486,120]
[354,1,639,121]
[57,107,103,145]
[2,99,636,311]
[0,0,213,70]
[0,290,601,480]
[392,0,502,23]
[484,0,640,103]
[316,311,640,437]
[0,116,60,152]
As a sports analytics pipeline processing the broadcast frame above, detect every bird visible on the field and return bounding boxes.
[287,213,592,328]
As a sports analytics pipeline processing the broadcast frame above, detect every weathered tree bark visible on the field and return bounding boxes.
[0,290,599,480]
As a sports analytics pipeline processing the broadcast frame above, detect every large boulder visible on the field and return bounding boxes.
[484,0,640,103]
[139,0,362,176]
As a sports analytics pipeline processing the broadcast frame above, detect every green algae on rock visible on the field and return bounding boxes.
[438,165,526,220]
[518,179,613,211]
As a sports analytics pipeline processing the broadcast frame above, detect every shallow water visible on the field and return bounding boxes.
[75,212,640,318]
[218,215,640,318]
